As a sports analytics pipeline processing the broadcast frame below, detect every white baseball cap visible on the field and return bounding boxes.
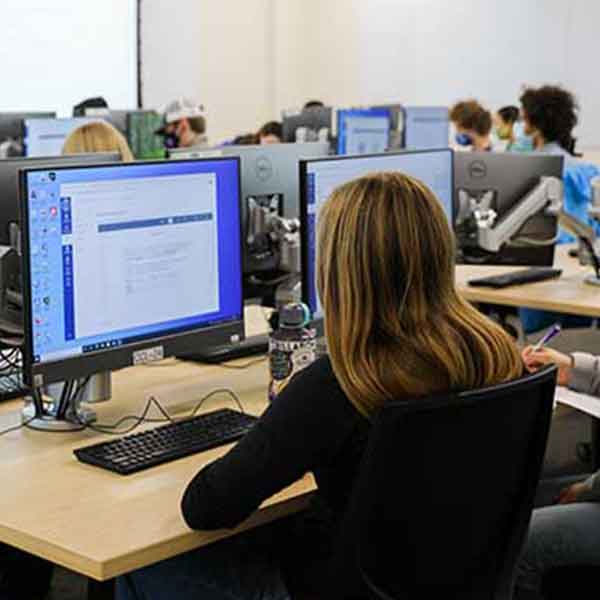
[162,97,205,124]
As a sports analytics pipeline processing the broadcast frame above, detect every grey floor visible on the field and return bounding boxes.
[46,327,600,600]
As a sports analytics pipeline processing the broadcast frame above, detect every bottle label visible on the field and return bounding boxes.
[268,332,317,402]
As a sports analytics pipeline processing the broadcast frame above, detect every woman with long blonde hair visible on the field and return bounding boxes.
[63,120,134,161]
[116,172,523,600]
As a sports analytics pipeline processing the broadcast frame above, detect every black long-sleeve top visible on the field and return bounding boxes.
[180,356,369,582]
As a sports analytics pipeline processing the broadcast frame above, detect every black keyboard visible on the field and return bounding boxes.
[468,268,563,289]
[178,334,269,364]
[74,408,258,475]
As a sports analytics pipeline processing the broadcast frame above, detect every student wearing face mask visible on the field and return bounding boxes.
[155,98,208,150]
[493,105,534,152]
[450,100,493,151]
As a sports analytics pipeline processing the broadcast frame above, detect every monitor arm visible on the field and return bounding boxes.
[551,208,600,286]
[457,176,563,254]
[246,200,301,276]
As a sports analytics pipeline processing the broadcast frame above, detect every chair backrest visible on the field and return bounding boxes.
[331,366,557,600]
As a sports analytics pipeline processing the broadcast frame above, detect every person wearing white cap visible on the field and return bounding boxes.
[156,98,208,149]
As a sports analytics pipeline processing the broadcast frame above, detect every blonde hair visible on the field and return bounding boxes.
[317,172,522,417]
[62,121,134,162]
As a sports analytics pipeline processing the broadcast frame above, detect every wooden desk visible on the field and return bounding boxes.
[0,307,316,581]
[456,245,600,317]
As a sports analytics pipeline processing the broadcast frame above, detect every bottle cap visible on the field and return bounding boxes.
[279,303,311,328]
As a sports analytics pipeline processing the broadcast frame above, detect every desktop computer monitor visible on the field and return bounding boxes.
[300,149,454,325]
[20,157,244,386]
[403,106,450,150]
[0,153,121,246]
[127,111,165,159]
[282,107,332,143]
[23,118,97,157]
[336,108,391,155]
[105,110,130,135]
[454,152,564,266]
[0,112,56,143]
[169,142,330,274]
[0,112,56,157]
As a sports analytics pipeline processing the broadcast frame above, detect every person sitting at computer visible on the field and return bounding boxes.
[450,100,493,151]
[115,172,523,600]
[515,344,600,597]
[155,98,208,150]
[304,99,325,110]
[494,105,534,152]
[63,120,134,161]
[257,121,283,144]
[517,85,600,334]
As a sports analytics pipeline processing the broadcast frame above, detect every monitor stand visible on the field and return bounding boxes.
[21,372,112,432]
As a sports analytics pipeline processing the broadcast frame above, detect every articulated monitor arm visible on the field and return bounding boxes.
[474,176,563,253]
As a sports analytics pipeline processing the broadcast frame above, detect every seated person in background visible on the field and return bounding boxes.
[494,105,534,152]
[63,120,134,161]
[516,345,600,597]
[258,121,283,144]
[155,98,208,150]
[72,96,109,117]
[231,132,258,145]
[303,99,325,110]
[450,99,493,151]
[116,172,523,600]
[518,85,600,334]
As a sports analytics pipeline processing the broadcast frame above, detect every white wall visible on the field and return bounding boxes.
[142,0,274,143]
[142,0,600,148]
[272,0,600,148]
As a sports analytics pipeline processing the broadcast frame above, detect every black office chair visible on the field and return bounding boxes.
[328,366,557,600]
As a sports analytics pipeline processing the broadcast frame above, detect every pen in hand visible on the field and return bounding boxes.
[533,323,562,352]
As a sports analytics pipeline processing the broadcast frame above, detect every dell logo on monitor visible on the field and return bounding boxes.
[468,160,487,179]
[255,156,273,182]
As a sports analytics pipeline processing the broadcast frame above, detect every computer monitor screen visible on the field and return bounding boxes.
[0,152,120,246]
[336,108,391,155]
[23,118,97,157]
[300,149,454,322]
[282,107,332,143]
[127,111,165,159]
[0,112,56,145]
[20,158,244,385]
[454,152,563,266]
[403,106,450,150]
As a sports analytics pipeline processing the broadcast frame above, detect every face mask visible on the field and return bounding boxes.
[495,125,512,141]
[511,122,534,152]
[455,133,473,147]
[163,132,179,149]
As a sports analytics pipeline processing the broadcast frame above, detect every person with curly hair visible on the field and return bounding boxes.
[517,85,600,333]
[520,86,579,155]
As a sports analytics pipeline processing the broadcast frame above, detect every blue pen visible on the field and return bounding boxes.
[533,323,562,352]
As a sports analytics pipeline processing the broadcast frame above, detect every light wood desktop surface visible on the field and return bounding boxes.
[0,248,596,582]
[455,244,600,317]
[0,307,316,581]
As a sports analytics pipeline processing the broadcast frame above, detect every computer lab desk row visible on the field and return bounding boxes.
[0,244,597,586]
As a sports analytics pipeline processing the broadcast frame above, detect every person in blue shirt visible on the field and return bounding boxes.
[518,85,600,333]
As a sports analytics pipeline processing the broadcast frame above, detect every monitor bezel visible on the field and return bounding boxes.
[299,148,455,333]
[20,157,245,386]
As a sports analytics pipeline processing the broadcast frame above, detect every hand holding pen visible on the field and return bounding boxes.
[522,324,572,386]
